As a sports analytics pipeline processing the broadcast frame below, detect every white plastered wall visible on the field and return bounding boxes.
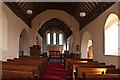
[2,3,31,60]
[0,2,2,61]
[80,3,120,69]
[31,10,80,51]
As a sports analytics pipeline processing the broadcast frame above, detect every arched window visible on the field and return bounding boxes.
[53,32,57,45]
[59,33,63,45]
[47,32,51,45]
[104,13,119,56]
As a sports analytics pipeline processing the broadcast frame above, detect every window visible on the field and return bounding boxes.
[53,32,57,45]
[47,32,50,45]
[59,33,63,45]
[104,13,119,56]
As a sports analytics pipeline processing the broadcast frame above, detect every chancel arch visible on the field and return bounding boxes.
[81,31,93,59]
[38,18,72,53]
[32,10,80,46]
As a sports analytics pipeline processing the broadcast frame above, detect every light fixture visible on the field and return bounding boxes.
[80,12,86,17]
[27,9,32,15]
[70,27,73,30]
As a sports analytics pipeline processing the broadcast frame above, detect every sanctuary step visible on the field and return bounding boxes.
[49,57,62,63]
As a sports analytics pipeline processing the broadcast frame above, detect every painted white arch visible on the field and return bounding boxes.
[19,29,30,56]
[105,13,119,30]
[31,10,80,47]
[81,31,92,58]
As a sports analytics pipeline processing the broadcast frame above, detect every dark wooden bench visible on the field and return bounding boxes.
[2,70,35,80]
[65,58,94,70]
[2,57,49,80]
[72,64,115,79]
[5,60,43,77]
[2,64,40,79]
[75,67,116,80]
[6,61,46,78]
[81,69,120,80]
[82,73,120,80]
[5,57,48,78]
[106,69,120,74]
[18,57,48,69]
[67,60,100,73]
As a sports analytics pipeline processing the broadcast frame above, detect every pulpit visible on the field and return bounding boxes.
[30,45,41,56]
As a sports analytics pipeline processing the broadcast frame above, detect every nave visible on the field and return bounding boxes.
[1,55,120,80]
[1,1,120,80]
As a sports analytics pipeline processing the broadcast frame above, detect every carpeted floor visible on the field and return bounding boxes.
[43,63,71,80]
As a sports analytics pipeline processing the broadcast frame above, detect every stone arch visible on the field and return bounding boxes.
[104,13,119,30]
[19,29,30,56]
[81,31,93,59]
[31,10,80,47]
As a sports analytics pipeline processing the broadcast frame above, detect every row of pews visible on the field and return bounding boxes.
[1,56,49,80]
[65,58,120,80]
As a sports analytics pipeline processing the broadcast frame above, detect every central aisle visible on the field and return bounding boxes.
[43,63,71,80]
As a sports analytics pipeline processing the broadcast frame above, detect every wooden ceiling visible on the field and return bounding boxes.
[4,2,115,29]
[38,18,72,38]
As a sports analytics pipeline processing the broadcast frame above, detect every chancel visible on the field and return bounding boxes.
[0,1,120,80]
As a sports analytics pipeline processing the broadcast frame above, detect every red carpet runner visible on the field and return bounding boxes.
[43,63,71,80]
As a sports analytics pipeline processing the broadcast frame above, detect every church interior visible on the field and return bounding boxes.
[0,1,120,80]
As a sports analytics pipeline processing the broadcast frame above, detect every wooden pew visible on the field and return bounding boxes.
[65,58,106,78]
[65,58,93,70]
[13,57,48,71]
[14,58,48,74]
[2,57,49,80]
[5,57,48,78]
[18,57,48,70]
[72,64,115,79]
[81,68,120,80]
[5,60,44,78]
[2,70,35,80]
[106,69,120,74]
[67,60,102,73]
[82,73,120,80]
[2,64,40,79]
[75,67,116,80]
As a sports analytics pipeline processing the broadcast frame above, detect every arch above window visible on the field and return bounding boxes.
[104,13,119,56]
